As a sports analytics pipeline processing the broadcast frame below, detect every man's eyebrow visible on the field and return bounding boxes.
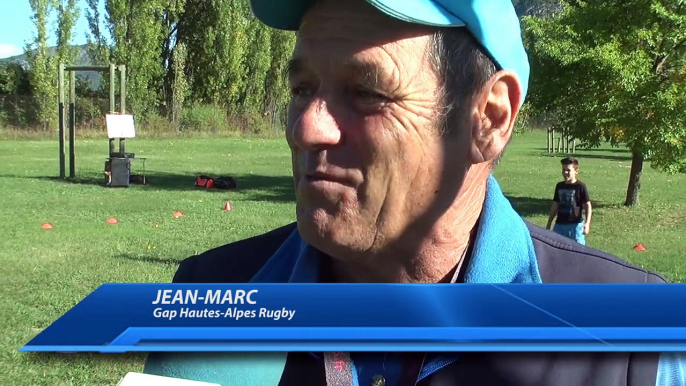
[285,58,386,88]
[284,59,305,81]
[343,60,384,88]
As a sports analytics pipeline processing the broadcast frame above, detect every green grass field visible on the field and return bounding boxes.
[1,131,684,385]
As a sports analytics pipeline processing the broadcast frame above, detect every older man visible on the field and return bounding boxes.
[145,0,686,385]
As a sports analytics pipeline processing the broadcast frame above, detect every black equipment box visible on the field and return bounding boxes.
[109,157,131,187]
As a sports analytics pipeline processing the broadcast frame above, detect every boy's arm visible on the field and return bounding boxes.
[547,184,560,230]
[583,202,592,234]
[581,184,592,234]
[546,202,559,230]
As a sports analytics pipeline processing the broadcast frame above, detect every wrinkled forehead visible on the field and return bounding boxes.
[293,0,437,84]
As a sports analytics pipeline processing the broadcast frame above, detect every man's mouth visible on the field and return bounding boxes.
[303,170,356,188]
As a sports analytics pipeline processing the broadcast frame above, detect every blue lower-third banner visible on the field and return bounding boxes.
[20,284,686,352]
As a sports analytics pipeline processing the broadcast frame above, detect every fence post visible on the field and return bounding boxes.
[109,64,116,156]
[58,63,66,179]
[118,65,126,155]
[68,70,76,179]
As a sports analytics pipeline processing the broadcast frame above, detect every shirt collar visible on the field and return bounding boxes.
[250,174,541,284]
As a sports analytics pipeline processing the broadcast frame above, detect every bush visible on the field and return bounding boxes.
[180,104,231,133]
[244,109,273,135]
[75,97,105,131]
[140,113,178,136]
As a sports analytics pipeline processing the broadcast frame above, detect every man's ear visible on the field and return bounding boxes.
[469,70,522,164]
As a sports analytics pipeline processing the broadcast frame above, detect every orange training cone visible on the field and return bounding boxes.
[173,211,184,218]
[224,201,232,211]
[41,222,53,230]
[107,217,119,224]
[633,244,647,251]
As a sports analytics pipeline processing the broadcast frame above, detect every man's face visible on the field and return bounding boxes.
[286,0,473,258]
[562,164,578,182]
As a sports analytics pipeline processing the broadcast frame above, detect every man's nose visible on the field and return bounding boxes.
[290,98,341,151]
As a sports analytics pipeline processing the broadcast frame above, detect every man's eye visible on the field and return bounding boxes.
[291,86,313,100]
[353,88,386,103]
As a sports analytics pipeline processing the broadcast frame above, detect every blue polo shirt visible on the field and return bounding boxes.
[145,175,685,385]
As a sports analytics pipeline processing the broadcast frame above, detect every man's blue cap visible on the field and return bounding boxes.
[249,0,530,105]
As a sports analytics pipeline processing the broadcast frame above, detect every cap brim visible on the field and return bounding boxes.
[368,0,466,27]
[249,0,315,31]
[249,0,466,31]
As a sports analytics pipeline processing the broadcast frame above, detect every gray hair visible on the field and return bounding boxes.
[430,28,498,137]
[430,28,507,166]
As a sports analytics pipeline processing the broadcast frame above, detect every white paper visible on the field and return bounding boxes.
[117,372,221,386]
[106,114,136,138]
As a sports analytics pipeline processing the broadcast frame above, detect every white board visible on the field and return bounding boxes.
[106,114,136,138]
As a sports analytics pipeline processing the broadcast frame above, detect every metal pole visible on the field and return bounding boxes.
[109,63,116,156]
[119,65,126,155]
[69,70,76,179]
[58,63,66,178]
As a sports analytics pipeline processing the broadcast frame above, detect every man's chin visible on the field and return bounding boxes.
[296,214,368,257]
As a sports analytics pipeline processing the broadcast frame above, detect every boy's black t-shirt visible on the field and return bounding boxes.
[553,180,590,224]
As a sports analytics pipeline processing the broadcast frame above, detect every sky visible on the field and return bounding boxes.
[0,0,96,59]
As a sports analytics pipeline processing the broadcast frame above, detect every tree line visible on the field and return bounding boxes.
[1,0,295,133]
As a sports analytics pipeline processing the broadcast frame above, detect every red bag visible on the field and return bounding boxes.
[194,175,214,188]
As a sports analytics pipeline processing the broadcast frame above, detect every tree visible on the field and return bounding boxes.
[85,0,110,66]
[84,0,111,100]
[0,62,31,95]
[170,41,188,123]
[177,0,249,108]
[523,0,686,206]
[240,14,272,113]
[104,0,166,117]
[159,0,185,110]
[512,0,562,17]
[0,62,32,126]
[55,0,81,118]
[262,29,296,127]
[26,0,57,130]
[55,0,80,67]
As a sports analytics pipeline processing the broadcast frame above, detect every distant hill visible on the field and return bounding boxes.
[0,45,101,90]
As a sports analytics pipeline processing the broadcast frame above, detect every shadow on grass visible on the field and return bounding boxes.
[583,148,628,154]
[113,253,181,266]
[537,147,629,154]
[17,171,297,202]
[542,149,631,163]
[505,194,606,218]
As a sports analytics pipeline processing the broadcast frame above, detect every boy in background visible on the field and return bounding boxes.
[546,157,592,245]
